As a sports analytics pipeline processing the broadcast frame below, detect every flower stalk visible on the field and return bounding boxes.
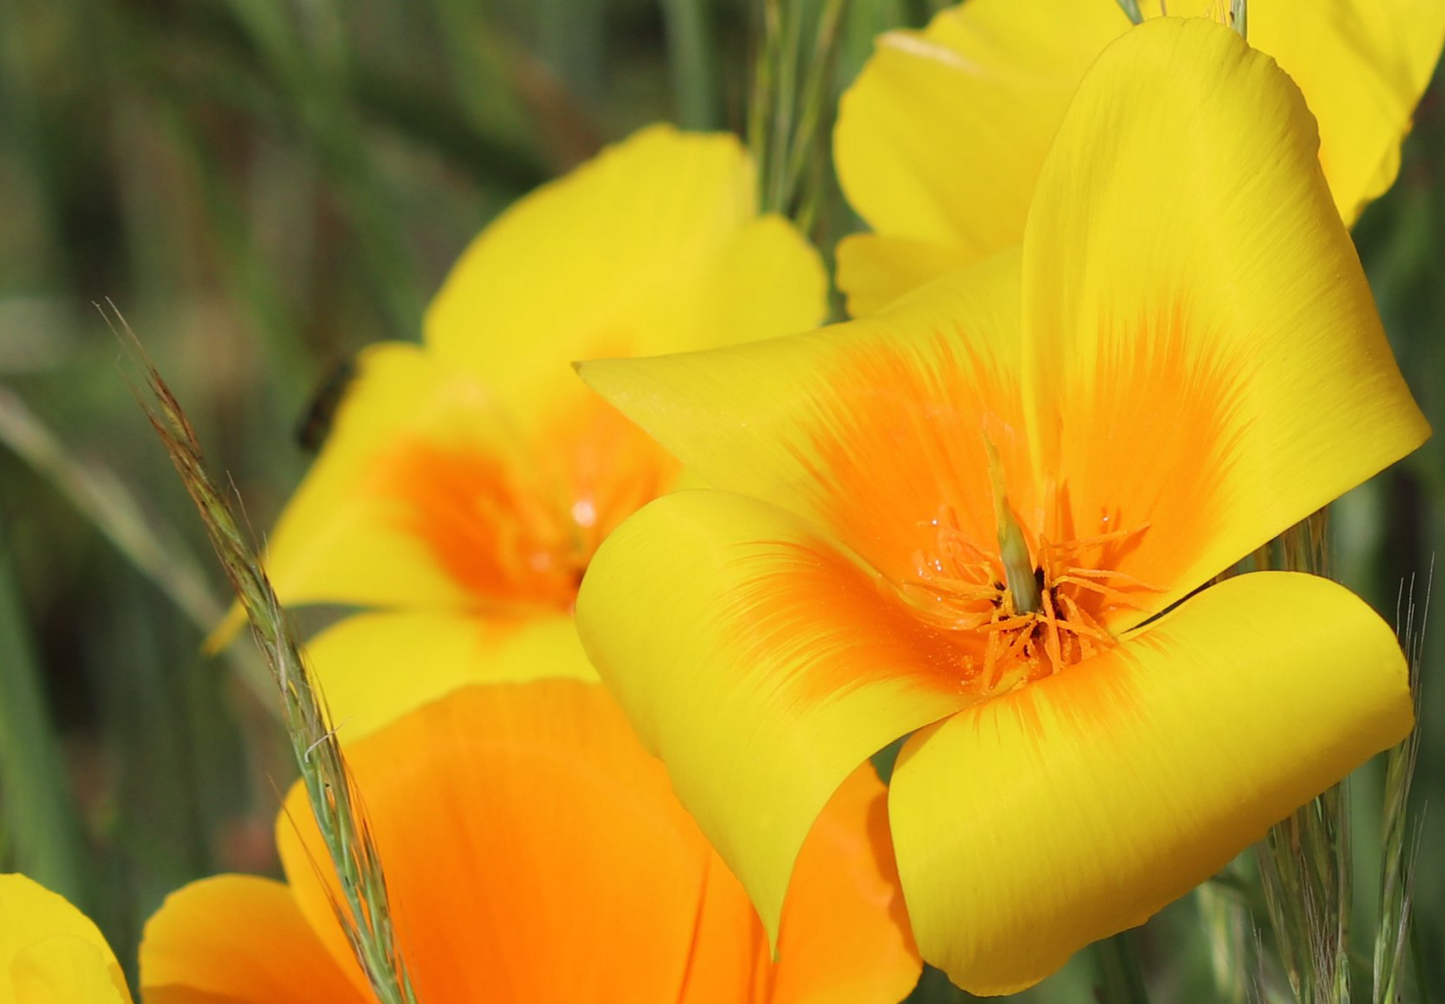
[748,0,847,233]
[1097,930,1153,1004]
[1373,567,1428,1004]
[1257,509,1353,1004]
[113,306,419,1004]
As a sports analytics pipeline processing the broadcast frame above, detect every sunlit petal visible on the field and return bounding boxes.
[0,874,129,1004]
[428,124,825,425]
[769,765,920,1004]
[577,489,978,945]
[140,875,367,1004]
[579,250,1026,589]
[276,682,720,1004]
[890,572,1412,994]
[250,342,504,615]
[834,0,1444,311]
[833,0,1123,309]
[675,763,920,1004]
[1022,18,1428,628]
[305,609,594,743]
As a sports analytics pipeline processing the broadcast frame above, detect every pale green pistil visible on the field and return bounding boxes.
[999,509,1042,615]
[984,436,1042,615]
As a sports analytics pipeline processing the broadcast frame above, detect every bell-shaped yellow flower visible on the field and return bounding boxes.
[229,125,826,738]
[1,874,131,1004]
[834,1,1445,315]
[575,20,1426,994]
[140,682,921,1004]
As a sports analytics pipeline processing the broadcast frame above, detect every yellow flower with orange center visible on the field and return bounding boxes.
[140,682,921,1004]
[834,0,1445,315]
[1,874,131,1004]
[574,20,1428,994]
[225,124,826,736]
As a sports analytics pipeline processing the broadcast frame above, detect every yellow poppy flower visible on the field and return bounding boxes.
[140,681,921,1004]
[574,20,1426,994]
[0,874,131,1004]
[225,124,825,738]
[834,2,1445,315]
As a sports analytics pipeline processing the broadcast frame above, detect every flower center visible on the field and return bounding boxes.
[375,401,674,612]
[898,510,1159,695]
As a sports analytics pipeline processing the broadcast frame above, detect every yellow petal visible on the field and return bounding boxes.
[305,609,595,743]
[1185,0,1445,222]
[139,875,368,1004]
[576,489,977,946]
[578,249,1026,589]
[427,124,825,425]
[835,2,1122,265]
[276,681,726,1003]
[1021,17,1428,628]
[0,874,130,1004]
[833,1,1444,312]
[251,341,501,615]
[832,0,1128,310]
[10,941,129,1004]
[889,571,1412,995]
[834,235,969,318]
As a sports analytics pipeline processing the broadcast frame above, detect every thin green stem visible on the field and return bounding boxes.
[661,0,718,129]
[1097,931,1153,1004]
[1115,0,1144,25]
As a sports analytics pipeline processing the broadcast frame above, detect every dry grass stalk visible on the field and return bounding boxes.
[110,305,418,1004]
[1257,509,1353,1004]
[1374,566,1429,1004]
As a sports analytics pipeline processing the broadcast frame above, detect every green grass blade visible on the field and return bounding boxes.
[0,537,86,902]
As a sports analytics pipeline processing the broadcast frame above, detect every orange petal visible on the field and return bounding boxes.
[769,764,920,1004]
[276,681,718,1004]
[676,763,921,1004]
[140,875,368,1004]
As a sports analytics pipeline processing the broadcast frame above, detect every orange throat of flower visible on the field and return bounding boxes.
[897,510,1161,697]
[374,403,675,614]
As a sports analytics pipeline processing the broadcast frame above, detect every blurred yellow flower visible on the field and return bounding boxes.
[222,124,826,739]
[0,874,130,1004]
[834,0,1445,315]
[140,681,920,1004]
[575,20,1427,994]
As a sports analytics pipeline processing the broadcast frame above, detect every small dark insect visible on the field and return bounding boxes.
[295,357,357,453]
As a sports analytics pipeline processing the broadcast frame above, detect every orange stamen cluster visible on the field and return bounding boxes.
[899,510,1160,694]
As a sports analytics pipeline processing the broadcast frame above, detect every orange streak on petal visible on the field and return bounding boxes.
[1045,303,1246,625]
[732,537,992,703]
[796,333,1030,591]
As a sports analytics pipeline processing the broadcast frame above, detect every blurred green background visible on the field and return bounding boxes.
[0,0,1441,1000]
